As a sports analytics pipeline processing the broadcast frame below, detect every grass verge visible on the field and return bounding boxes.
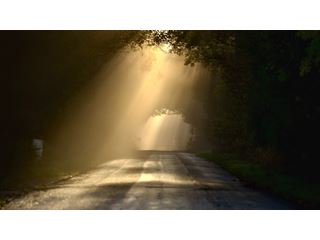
[197,152,320,209]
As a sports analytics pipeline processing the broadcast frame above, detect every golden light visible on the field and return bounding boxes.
[158,43,172,53]
[51,44,211,166]
[137,113,192,151]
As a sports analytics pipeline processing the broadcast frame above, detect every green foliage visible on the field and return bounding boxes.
[2,30,320,190]
[297,31,320,76]
[197,152,320,209]
[136,30,320,178]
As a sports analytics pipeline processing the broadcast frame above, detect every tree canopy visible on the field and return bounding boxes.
[135,30,320,177]
[1,30,320,181]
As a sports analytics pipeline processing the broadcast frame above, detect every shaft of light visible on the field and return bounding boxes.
[50,45,211,166]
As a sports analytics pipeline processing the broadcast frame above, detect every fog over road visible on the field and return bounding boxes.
[4,152,292,209]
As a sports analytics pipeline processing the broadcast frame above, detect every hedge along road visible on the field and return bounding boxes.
[3,151,293,209]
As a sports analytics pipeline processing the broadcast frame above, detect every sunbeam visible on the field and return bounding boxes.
[137,113,192,151]
[49,45,210,167]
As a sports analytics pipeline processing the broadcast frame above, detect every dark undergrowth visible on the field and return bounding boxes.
[197,152,320,209]
[0,162,81,208]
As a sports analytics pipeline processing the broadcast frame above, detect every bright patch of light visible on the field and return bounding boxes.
[52,45,211,164]
[137,113,191,151]
[158,43,172,53]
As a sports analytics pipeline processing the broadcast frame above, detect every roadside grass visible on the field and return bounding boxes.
[197,152,320,209]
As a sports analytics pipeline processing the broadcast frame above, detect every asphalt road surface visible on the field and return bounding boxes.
[3,151,292,209]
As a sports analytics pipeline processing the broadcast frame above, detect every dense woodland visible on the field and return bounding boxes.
[1,31,320,184]
[138,31,320,180]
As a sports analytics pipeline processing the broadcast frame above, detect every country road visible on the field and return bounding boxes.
[3,151,292,209]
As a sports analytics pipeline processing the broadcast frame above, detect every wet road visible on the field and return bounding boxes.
[3,152,292,209]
